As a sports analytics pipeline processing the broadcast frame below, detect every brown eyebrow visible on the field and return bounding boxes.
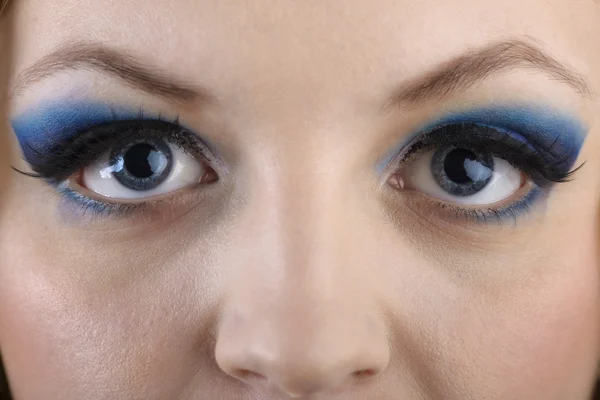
[12,41,212,103]
[13,39,591,111]
[387,39,591,110]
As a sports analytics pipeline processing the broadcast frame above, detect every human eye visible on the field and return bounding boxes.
[386,107,587,223]
[82,130,211,200]
[13,104,219,216]
[63,120,217,203]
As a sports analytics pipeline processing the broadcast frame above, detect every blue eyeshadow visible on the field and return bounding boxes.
[11,100,155,165]
[378,105,588,173]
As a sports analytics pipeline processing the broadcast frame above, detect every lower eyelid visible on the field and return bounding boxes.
[55,184,213,225]
[397,183,546,226]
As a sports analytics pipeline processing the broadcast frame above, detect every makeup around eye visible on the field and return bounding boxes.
[11,100,168,166]
[378,105,588,174]
[11,100,220,221]
[379,105,588,225]
[10,99,589,226]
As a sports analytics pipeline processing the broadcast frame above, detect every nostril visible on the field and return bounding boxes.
[236,369,267,383]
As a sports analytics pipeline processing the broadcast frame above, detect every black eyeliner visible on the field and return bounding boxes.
[23,119,212,185]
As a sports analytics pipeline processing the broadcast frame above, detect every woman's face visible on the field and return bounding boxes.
[1,0,599,399]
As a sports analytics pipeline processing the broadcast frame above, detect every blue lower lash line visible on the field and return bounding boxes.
[473,185,545,224]
[56,186,139,219]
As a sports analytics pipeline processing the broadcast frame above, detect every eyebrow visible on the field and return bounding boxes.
[12,41,212,103]
[13,39,591,111]
[387,39,592,109]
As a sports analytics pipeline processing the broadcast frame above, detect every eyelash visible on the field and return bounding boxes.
[21,118,213,184]
[398,123,580,184]
[389,122,582,224]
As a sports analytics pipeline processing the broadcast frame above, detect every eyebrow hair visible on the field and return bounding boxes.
[12,41,211,103]
[13,39,591,111]
[387,39,592,109]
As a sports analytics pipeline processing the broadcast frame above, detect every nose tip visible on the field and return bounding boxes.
[215,317,390,397]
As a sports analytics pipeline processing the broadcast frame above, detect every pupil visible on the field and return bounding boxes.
[124,143,161,179]
[443,148,478,184]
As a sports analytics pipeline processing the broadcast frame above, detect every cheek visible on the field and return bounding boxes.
[0,258,90,399]
[0,240,220,399]
[378,223,600,400]
[435,252,600,399]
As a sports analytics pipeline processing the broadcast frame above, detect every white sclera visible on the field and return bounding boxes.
[403,150,523,205]
[82,143,204,200]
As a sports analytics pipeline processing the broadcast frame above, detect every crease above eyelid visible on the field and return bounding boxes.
[377,105,588,174]
[13,100,589,181]
[21,120,209,185]
[11,100,182,166]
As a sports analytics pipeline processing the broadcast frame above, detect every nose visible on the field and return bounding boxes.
[216,293,390,398]
[214,173,390,397]
[216,292,390,397]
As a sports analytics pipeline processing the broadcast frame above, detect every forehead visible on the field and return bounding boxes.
[8,0,600,116]
[11,0,598,64]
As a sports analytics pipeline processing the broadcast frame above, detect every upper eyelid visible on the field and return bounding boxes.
[402,123,576,164]
[391,123,584,186]
[21,119,211,183]
[377,105,587,173]
[12,102,190,162]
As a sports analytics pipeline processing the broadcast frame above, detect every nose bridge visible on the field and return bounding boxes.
[215,151,390,396]
[239,136,360,294]
[229,149,366,331]
[277,160,347,282]
[256,143,367,306]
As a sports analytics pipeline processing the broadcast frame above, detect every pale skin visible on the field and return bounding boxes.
[0,4,13,396]
[0,1,599,399]
[0,6,10,203]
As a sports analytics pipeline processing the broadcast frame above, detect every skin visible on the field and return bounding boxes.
[1,0,600,399]
[0,5,13,397]
[0,6,10,203]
